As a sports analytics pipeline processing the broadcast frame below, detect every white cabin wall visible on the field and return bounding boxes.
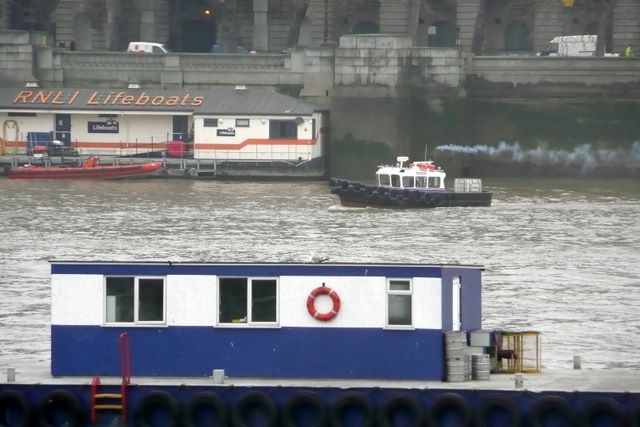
[51,274,444,329]
[166,275,216,326]
[70,113,174,144]
[0,113,55,142]
[51,274,103,325]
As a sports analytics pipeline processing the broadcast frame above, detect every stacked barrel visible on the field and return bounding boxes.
[445,331,491,382]
[444,331,469,382]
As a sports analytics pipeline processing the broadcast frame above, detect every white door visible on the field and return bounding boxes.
[452,276,461,331]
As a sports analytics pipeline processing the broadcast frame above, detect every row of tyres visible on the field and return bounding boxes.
[1,387,638,427]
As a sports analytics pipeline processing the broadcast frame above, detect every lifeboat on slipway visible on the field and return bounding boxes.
[329,156,492,208]
[8,156,163,179]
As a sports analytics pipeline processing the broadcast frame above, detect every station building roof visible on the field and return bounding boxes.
[0,87,321,116]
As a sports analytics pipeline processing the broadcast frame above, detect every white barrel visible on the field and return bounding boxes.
[472,354,490,380]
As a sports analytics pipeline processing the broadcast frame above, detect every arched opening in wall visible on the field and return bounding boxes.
[427,20,457,47]
[352,20,379,34]
[504,20,531,53]
[181,17,217,52]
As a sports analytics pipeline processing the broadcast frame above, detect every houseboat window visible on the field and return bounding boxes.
[105,277,165,324]
[387,279,412,327]
[390,175,401,187]
[416,176,427,188]
[378,174,390,186]
[219,277,278,325]
[402,176,415,188]
[269,120,298,138]
[203,118,218,127]
[236,118,250,127]
[428,177,441,188]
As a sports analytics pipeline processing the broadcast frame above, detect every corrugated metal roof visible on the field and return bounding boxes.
[0,88,321,115]
[196,88,319,116]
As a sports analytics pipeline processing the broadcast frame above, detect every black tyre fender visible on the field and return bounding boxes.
[330,391,374,427]
[0,390,32,427]
[528,395,575,427]
[474,393,522,427]
[376,393,424,427]
[136,390,181,427]
[579,397,625,427]
[183,391,227,427]
[282,391,328,427]
[388,190,400,201]
[231,391,278,427]
[428,392,472,427]
[38,389,84,427]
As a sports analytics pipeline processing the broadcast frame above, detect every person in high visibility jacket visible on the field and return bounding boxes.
[625,45,634,57]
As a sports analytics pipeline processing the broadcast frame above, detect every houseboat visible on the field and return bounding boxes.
[330,156,492,208]
[0,261,637,427]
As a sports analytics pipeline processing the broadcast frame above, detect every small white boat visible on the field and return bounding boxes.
[330,156,492,208]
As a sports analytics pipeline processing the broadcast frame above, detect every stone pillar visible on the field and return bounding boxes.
[456,0,481,54]
[253,0,269,51]
[0,0,9,29]
[140,0,156,42]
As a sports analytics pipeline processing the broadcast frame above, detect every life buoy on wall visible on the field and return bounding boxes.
[306,285,341,321]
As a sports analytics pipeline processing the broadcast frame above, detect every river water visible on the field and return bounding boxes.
[0,177,638,373]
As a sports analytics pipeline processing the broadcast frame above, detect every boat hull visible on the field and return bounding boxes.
[7,162,163,179]
[330,178,492,208]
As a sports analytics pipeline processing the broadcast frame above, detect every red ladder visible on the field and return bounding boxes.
[90,332,131,423]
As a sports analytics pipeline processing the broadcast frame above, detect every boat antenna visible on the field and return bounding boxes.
[424,145,428,161]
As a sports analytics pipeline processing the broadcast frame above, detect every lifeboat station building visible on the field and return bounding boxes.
[0,87,327,177]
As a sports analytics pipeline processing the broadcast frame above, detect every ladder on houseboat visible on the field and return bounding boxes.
[90,332,131,423]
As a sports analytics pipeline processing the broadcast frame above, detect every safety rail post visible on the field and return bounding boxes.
[119,332,131,421]
[90,376,101,422]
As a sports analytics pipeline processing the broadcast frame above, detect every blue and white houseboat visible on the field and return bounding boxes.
[1,261,638,427]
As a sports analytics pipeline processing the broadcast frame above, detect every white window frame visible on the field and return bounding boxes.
[104,276,166,326]
[385,278,413,329]
[217,276,279,327]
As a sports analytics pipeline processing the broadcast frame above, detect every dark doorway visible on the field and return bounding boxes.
[181,18,216,52]
[428,20,457,47]
[172,116,189,141]
[55,114,71,146]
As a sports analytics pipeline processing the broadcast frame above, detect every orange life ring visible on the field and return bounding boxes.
[306,286,341,321]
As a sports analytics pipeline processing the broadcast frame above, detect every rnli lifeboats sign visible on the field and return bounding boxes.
[88,120,119,133]
[217,128,236,137]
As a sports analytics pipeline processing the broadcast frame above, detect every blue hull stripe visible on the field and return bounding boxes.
[50,263,448,277]
[51,325,445,380]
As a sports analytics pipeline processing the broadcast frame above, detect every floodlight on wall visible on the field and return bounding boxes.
[25,80,39,88]
[128,79,141,89]
[294,117,304,125]
[235,84,247,91]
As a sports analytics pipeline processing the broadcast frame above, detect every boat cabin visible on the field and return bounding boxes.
[376,156,446,190]
[50,261,483,380]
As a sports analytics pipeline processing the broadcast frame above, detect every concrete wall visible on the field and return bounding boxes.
[0,31,36,85]
[25,33,640,103]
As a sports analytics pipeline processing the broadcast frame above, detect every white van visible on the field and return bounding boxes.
[538,35,600,57]
[127,42,168,53]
